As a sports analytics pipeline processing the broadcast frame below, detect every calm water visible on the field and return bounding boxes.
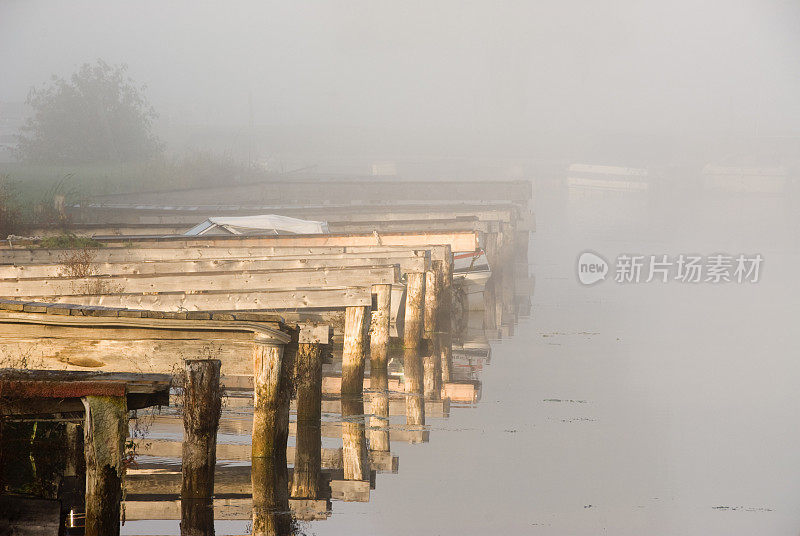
[119,182,800,535]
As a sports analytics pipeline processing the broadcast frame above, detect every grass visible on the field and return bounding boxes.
[39,233,104,249]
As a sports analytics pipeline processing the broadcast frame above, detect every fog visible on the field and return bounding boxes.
[2,0,800,162]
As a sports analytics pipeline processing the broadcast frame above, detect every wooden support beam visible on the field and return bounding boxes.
[0,254,428,280]
[424,266,440,339]
[181,359,221,536]
[89,230,481,254]
[403,272,425,351]
[0,245,434,266]
[251,339,288,460]
[291,343,323,500]
[17,286,373,311]
[368,284,391,453]
[1,265,400,297]
[82,394,126,536]
[341,306,368,397]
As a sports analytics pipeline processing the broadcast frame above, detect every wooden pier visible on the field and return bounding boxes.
[0,177,533,533]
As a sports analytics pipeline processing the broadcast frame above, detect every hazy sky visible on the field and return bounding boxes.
[2,1,799,157]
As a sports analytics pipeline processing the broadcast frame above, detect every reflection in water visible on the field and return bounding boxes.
[252,457,292,536]
[0,235,529,536]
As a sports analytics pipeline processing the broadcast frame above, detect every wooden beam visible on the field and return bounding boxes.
[0,265,400,296]
[0,245,437,265]
[14,286,373,311]
[0,254,429,280]
[90,230,480,253]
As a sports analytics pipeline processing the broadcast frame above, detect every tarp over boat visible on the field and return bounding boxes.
[184,215,329,236]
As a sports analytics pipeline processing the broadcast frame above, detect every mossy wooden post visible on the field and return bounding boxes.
[82,394,127,536]
[291,342,323,499]
[403,272,426,426]
[341,306,369,397]
[369,284,391,452]
[404,272,426,351]
[252,337,287,459]
[252,334,293,536]
[424,264,440,340]
[181,359,222,536]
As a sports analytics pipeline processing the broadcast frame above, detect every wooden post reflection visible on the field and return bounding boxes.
[252,457,293,536]
[369,284,391,452]
[291,343,323,499]
[341,397,369,481]
[404,347,425,428]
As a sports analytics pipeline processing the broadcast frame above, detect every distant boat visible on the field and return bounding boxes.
[566,163,650,195]
[183,214,329,236]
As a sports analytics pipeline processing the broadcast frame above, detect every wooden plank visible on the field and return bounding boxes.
[1,245,444,265]
[0,265,400,296]
[89,230,479,253]
[0,254,429,279]
[14,287,372,311]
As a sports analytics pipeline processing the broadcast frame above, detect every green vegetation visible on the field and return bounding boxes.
[16,60,162,163]
[39,233,104,249]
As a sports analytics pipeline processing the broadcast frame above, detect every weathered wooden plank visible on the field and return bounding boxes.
[0,254,429,279]
[90,230,479,253]
[1,245,448,265]
[14,287,372,311]
[0,265,400,296]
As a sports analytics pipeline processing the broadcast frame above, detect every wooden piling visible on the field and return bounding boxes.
[403,272,426,351]
[369,284,391,452]
[424,266,440,339]
[252,338,289,460]
[291,343,323,499]
[181,359,222,536]
[82,394,127,536]
[341,306,369,396]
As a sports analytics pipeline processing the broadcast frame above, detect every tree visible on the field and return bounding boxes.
[16,60,163,163]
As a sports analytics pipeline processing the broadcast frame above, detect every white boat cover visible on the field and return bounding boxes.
[184,215,329,236]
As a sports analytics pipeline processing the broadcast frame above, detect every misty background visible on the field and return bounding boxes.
[2,0,800,171]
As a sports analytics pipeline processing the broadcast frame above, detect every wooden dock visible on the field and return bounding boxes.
[0,177,534,532]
